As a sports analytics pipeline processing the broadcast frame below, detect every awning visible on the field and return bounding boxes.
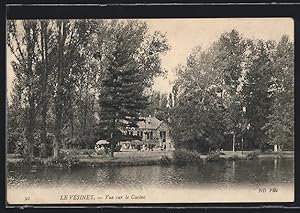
[96,140,110,145]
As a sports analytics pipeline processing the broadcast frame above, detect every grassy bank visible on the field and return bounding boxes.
[6,156,169,169]
[6,149,294,169]
[7,150,174,169]
[218,150,294,160]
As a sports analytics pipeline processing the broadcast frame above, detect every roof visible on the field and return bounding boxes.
[136,116,163,130]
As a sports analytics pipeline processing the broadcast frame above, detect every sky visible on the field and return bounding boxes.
[6,18,294,98]
[146,18,294,94]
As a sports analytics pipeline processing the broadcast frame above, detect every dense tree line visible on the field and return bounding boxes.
[170,30,294,153]
[7,20,169,159]
[7,22,293,159]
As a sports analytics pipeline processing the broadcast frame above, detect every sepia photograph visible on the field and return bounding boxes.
[6,18,294,204]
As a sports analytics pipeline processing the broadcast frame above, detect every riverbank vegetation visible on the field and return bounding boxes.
[173,148,203,165]
[7,149,293,169]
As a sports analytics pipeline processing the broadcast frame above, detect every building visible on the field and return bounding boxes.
[124,116,171,148]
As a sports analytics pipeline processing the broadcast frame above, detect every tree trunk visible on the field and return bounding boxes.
[111,118,116,158]
[110,141,114,158]
[232,132,236,152]
[53,20,65,158]
[40,103,48,157]
[24,97,35,162]
[274,144,278,152]
[24,22,36,161]
[70,111,74,139]
[40,21,49,158]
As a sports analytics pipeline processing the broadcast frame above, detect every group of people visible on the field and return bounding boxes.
[95,141,174,154]
[122,142,174,152]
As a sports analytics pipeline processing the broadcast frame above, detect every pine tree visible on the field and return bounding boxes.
[98,46,148,157]
[98,22,146,157]
[97,20,169,157]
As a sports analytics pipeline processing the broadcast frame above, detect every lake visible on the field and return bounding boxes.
[7,158,294,204]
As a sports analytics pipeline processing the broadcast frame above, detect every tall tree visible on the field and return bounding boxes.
[52,20,96,157]
[242,39,275,150]
[212,30,247,151]
[263,35,294,150]
[36,20,57,157]
[171,46,225,153]
[96,20,169,157]
[7,20,40,162]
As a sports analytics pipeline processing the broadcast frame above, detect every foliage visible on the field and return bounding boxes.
[173,148,203,165]
[227,154,242,161]
[160,155,173,165]
[246,149,261,160]
[7,103,25,156]
[262,35,294,149]
[7,20,40,162]
[7,19,169,159]
[242,39,276,150]
[171,41,226,153]
[96,20,169,157]
[212,30,248,151]
[170,29,294,153]
[206,152,222,162]
[7,21,294,160]
[171,31,251,153]
[143,91,171,122]
[46,152,80,168]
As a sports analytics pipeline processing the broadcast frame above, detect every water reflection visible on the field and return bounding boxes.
[8,158,294,189]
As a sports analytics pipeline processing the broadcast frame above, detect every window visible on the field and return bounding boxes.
[160,131,166,142]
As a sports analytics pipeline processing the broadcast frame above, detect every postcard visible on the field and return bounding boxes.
[6,18,294,205]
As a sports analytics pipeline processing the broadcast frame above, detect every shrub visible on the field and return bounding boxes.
[160,155,172,165]
[61,149,80,156]
[62,149,95,157]
[47,152,80,168]
[253,149,262,154]
[115,144,122,152]
[81,149,94,157]
[173,148,202,165]
[13,140,25,158]
[227,154,241,161]
[96,149,106,155]
[246,149,261,160]
[206,152,221,162]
